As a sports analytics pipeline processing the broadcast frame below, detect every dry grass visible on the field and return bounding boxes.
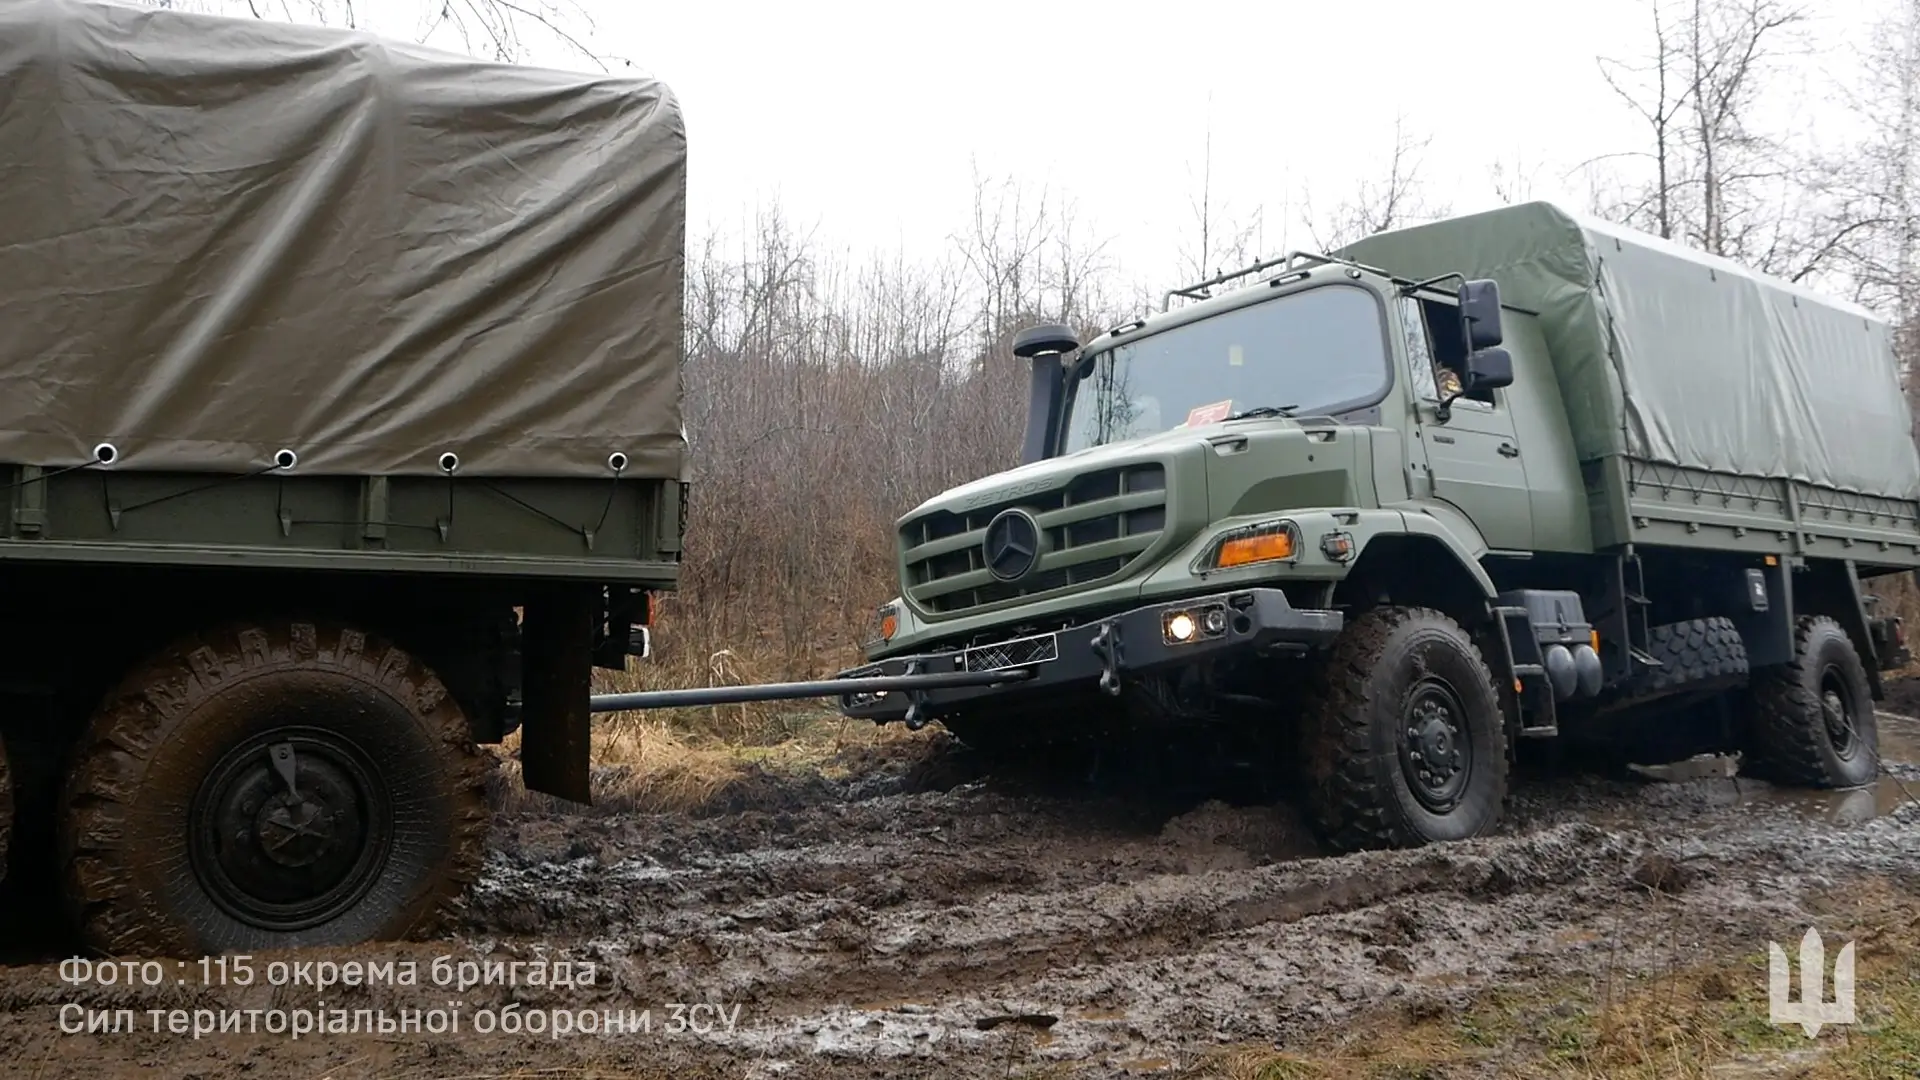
[485,704,940,818]
[478,592,947,816]
[587,596,876,746]
[1179,877,1920,1080]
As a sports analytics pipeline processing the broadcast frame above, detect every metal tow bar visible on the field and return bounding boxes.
[588,667,1037,714]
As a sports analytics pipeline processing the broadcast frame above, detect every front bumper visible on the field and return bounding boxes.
[834,587,1344,724]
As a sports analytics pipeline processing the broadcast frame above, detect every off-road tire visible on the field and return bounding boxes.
[1744,615,1878,788]
[59,620,491,957]
[1624,617,1750,699]
[1297,606,1509,852]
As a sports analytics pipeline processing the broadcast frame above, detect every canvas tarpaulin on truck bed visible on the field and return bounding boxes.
[1339,201,1920,501]
[0,0,686,478]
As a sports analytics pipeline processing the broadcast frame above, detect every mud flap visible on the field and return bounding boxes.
[520,588,596,805]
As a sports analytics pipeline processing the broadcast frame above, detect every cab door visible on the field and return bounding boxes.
[1399,297,1534,551]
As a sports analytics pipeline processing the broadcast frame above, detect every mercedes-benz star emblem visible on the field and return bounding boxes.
[983,508,1041,582]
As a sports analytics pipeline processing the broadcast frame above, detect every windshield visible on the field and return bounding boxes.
[1061,283,1392,454]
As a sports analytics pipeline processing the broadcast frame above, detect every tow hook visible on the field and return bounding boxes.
[903,659,931,730]
[1091,621,1124,697]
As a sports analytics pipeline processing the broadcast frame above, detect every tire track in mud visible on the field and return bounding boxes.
[3,719,1917,1079]
[467,752,1661,1015]
[451,719,1920,1069]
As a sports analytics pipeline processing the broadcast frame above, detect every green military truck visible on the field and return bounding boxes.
[839,201,1920,852]
[0,0,686,956]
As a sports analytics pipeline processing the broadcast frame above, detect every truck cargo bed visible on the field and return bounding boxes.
[1342,202,1920,568]
[0,0,687,483]
[4,467,684,583]
[1586,455,1920,568]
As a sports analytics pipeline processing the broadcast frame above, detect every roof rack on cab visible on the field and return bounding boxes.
[1159,250,1384,311]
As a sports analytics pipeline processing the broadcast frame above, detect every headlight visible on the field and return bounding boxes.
[1198,519,1299,571]
[1162,602,1231,645]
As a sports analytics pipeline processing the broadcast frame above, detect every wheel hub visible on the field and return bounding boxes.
[191,729,391,931]
[1819,665,1860,759]
[1400,680,1472,812]
[255,792,342,869]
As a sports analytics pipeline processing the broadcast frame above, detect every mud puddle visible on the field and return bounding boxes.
[1724,708,1920,827]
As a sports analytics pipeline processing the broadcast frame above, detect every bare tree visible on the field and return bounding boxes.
[1588,0,1856,282]
[1302,115,1451,251]
[1815,0,1920,425]
[1595,0,1690,238]
[140,0,611,67]
[1174,112,1265,289]
[1488,155,1543,207]
[663,180,1129,693]
[1685,0,1807,257]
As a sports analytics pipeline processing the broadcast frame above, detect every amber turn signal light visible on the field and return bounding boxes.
[1215,530,1295,568]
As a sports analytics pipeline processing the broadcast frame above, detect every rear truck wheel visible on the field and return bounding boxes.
[58,620,491,957]
[1297,606,1509,852]
[1744,615,1878,789]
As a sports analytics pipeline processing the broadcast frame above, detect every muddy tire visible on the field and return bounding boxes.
[1297,606,1509,852]
[1743,615,1878,789]
[59,620,491,957]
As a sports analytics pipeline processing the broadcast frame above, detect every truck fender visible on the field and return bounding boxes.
[1339,512,1525,737]
[1331,510,1498,629]
[1346,507,1498,598]
[1395,504,1494,582]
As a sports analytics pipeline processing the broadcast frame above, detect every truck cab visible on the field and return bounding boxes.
[855,252,1538,669]
[838,213,1913,857]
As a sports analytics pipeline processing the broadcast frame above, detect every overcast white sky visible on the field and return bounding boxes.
[588,0,1885,287]
[189,0,1894,294]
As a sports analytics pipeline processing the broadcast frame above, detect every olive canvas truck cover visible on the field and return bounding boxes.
[0,0,687,481]
[1339,201,1920,503]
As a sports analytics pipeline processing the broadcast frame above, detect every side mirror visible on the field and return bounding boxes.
[1464,345,1513,391]
[1433,346,1514,424]
[1457,279,1503,351]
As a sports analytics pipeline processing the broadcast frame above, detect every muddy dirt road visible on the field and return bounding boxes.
[3,692,1918,1079]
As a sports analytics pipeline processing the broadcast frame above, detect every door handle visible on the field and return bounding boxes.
[1498,442,1520,458]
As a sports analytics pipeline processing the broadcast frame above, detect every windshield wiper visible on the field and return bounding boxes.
[1225,404,1298,421]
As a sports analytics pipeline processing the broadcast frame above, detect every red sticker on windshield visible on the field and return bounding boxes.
[1185,400,1233,427]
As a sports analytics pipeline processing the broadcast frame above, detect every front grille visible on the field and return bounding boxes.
[899,462,1168,615]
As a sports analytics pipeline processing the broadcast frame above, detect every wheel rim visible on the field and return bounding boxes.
[1818,663,1862,761]
[188,726,393,932]
[1399,675,1473,813]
